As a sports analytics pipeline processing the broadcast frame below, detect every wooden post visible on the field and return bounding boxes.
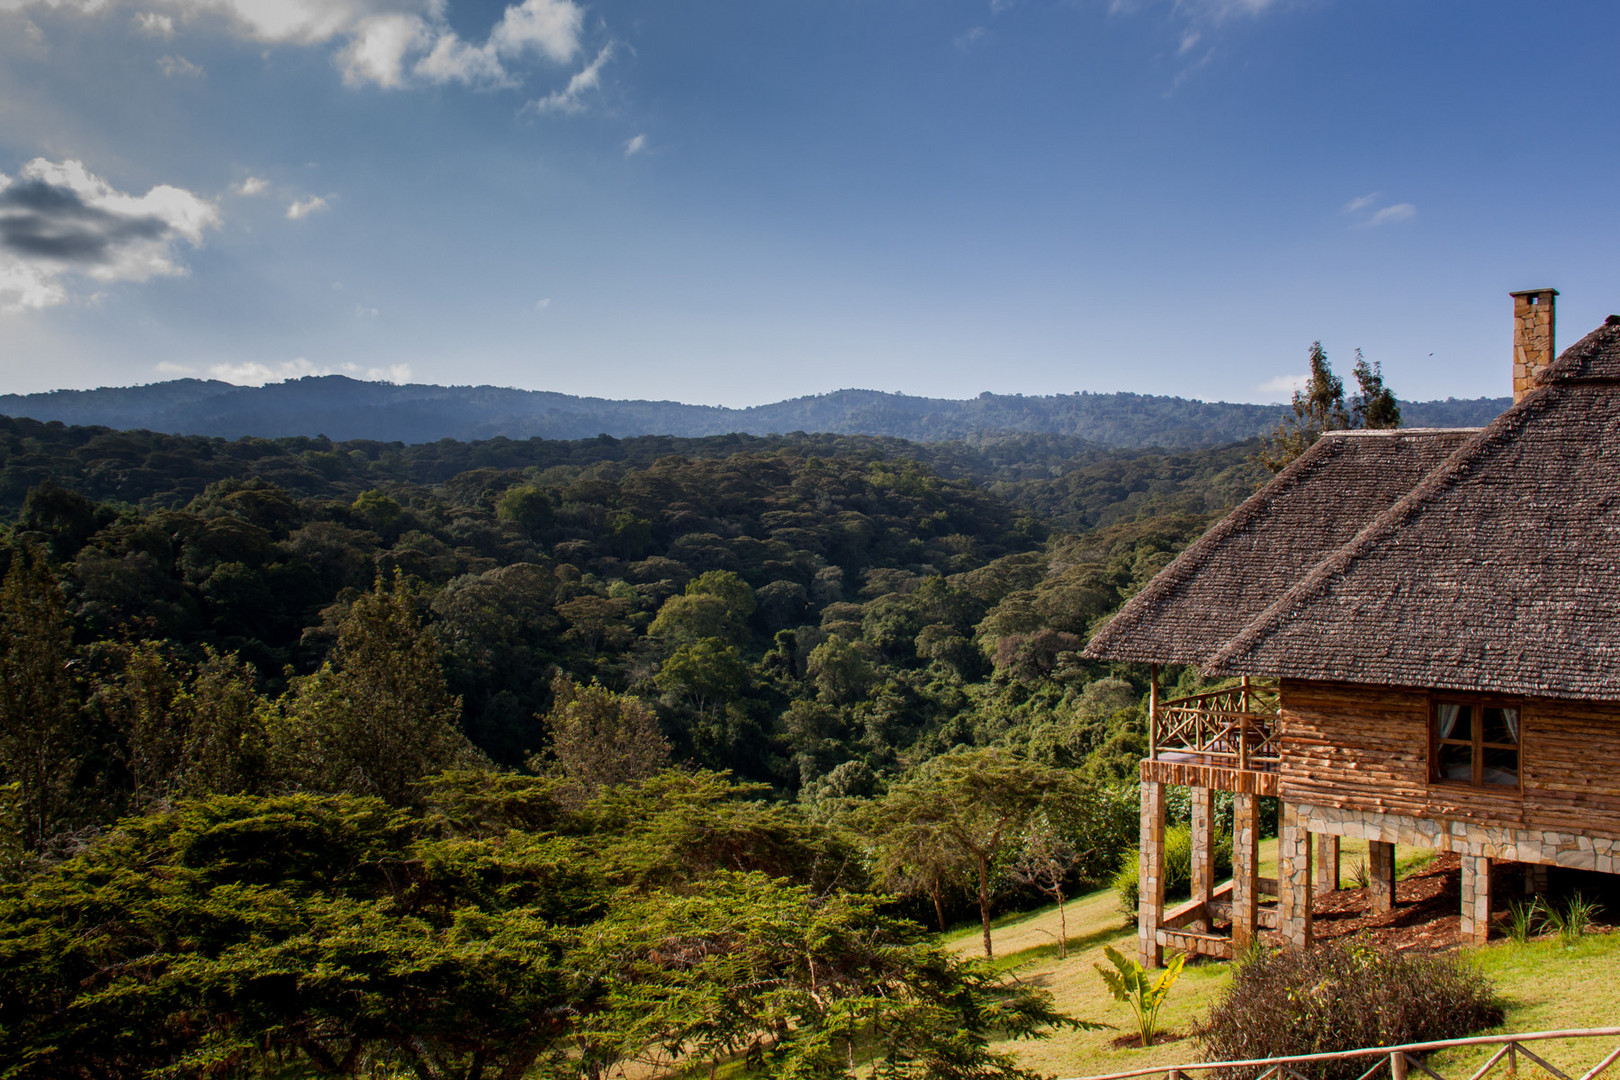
[1390,1053,1408,1080]
[1138,779,1167,968]
[1315,833,1341,895]
[1368,840,1396,914]
[1148,664,1160,761]
[1231,792,1259,952]
[1460,853,1493,945]
[1278,802,1313,950]
[1190,786,1215,932]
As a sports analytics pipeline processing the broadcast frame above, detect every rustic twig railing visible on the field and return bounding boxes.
[1154,679,1281,769]
[1060,1027,1620,1080]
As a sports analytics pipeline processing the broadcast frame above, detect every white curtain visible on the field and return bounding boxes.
[1437,703,1462,739]
[1502,707,1519,744]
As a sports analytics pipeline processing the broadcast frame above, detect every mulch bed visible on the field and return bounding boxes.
[1109,1030,1190,1049]
[1247,854,1620,952]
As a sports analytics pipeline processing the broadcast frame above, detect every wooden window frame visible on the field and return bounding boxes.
[1428,695,1524,794]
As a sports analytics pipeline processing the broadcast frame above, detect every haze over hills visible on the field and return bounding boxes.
[0,376,1510,449]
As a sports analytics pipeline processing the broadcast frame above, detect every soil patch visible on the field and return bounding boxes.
[1108,1030,1191,1050]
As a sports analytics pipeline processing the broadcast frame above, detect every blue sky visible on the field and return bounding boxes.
[2,0,1618,407]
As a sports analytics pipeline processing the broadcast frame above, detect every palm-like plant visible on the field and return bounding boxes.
[1096,944,1185,1048]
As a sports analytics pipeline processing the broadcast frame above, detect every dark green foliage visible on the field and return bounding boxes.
[1198,942,1504,1079]
[0,551,85,860]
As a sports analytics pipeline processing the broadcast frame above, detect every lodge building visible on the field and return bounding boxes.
[1083,290,1620,965]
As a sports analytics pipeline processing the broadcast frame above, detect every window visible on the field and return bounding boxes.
[1432,700,1520,788]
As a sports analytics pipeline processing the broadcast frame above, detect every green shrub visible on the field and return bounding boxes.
[1113,822,1233,915]
[1198,942,1503,1080]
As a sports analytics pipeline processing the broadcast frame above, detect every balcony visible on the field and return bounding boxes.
[1152,679,1280,773]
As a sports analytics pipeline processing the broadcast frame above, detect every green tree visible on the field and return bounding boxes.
[865,748,1076,958]
[0,550,84,858]
[541,674,671,800]
[656,637,747,720]
[1351,349,1402,429]
[282,576,480,805]
[1258,341,1352,473]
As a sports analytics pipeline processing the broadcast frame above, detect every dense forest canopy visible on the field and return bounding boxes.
[0,415,1279,1077]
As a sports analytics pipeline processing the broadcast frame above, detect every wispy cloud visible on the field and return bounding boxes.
[1343,192,1416,228]
[623,133,646,156]
[954,26,988,51]
[286,195,328,220]
[235,176,269,196]
[1165,46,1214,95]
[157,54,204,77]
[0,157,218,313]
[1257,373,1307,399]
[529,43,612,114]
[535,297,551,310]
[1364,202,1415,227]
[134,11,174,37]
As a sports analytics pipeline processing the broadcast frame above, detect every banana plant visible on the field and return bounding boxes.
[1096,944,1186,1048]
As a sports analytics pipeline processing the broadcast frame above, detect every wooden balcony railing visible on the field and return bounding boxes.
[1151,678,1280,770]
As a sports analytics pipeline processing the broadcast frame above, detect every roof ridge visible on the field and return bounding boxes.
[1539,317,1620,385]
[1201,398,1534,676]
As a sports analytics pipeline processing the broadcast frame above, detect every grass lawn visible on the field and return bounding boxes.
[944,841,1617,1080]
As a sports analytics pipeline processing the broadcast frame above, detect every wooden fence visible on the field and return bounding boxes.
[1154,680,1281,769]
[1062,1028,1620,1080]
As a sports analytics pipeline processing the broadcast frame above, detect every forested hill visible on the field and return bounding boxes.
[0,375,1510,449]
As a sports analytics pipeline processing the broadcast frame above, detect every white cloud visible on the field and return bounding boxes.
[0,157,219,313]
[337,12,430,88]
[534,296,550,309]
[490,0,581,64]
[1343,193,1416,228]
[989,0,1015,12]
[623,133,645,156]
[134,10,174,35]
[1177,28,1201,55]
[235,175,269,196]
[354,302,378,317]
[157,53,204,76]
[155,360,196,375]
[286,194,327,219]
[528,43,611,114]
[204,356,412,384]
[6,0,589,90]
[1257,373,1307,399]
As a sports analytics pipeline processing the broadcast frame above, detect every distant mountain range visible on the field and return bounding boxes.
[0,376,1511,450]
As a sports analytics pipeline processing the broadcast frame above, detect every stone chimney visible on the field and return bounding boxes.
[1511,288,1557,402]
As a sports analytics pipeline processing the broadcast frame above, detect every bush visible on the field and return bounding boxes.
[1198,942,1504,1080]
[1113,822,1233,914]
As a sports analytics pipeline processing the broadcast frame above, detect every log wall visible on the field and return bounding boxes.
[1280,679,1620,840]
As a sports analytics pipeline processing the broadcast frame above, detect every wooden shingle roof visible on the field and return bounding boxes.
[1082,426,1478,665]
[1208,319,1620,699]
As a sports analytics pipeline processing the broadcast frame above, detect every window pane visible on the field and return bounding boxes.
[1437,742,1473,782]
[1435,704,1473,741]
[1482,746,1519,786]
[1482,707,1519,745]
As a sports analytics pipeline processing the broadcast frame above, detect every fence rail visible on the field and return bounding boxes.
[1061,1028,1620,1080]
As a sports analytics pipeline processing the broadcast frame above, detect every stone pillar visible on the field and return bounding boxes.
[1189,786,1215,932]
[1231,792,1259,952]
[1460,854,1493,945]
[1368,840,1397,915]
[1511,288,1558,403]
[1138,780,1166,968]
[1278,803,1313,950]
[1524,863,1549,896]
[1315,834,1341,896]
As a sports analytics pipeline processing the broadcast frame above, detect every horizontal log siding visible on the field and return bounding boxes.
[1279,679,1620,838]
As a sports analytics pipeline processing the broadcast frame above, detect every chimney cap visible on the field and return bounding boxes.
[1510,288,1559,298]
